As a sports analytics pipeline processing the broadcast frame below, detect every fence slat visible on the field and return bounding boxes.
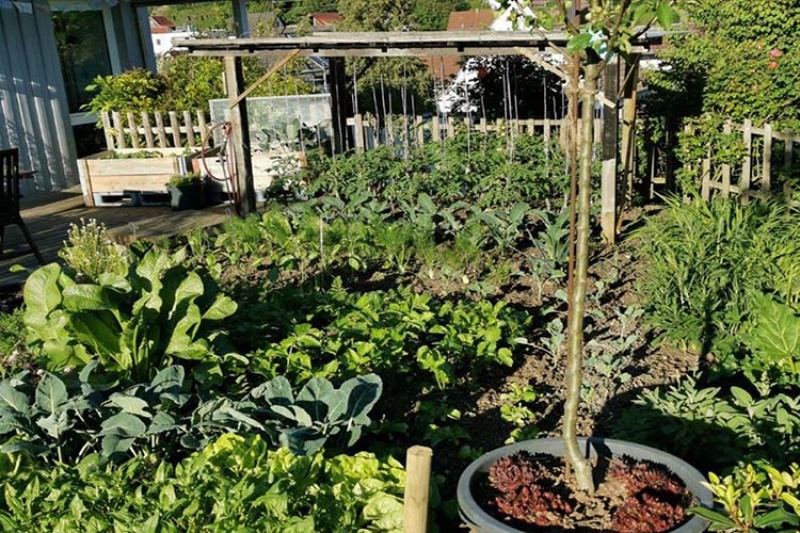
[101,111,115,151]
[721,122,732,196]
[141,112,155,149]
[763,123,773,192]
[431,116,440,143]
[741,119,752,203]
[415,115,424,146]
[701,152,712,201]
[169,111,181,148]
[197,111,208,148]
[154,112,168,148]
[127,112,140,149]
[183,110,195,149]
[112,111,125,150]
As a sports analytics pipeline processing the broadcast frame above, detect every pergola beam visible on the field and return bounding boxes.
[175,29,668,59]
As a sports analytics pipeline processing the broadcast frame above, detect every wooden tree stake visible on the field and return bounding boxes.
[403,446,432,533]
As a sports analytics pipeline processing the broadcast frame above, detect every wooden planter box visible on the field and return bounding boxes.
[77,148,199,207]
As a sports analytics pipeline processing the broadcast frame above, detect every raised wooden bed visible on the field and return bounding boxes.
[77,148,198,207]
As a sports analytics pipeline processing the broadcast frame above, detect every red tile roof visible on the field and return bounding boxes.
[310,12,343,27]
[425,10,496,81]
[446,9,495,31]
[150,16,176,33]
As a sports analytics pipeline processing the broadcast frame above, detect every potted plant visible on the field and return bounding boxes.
[167,173,204,210]
[457,1,714,531]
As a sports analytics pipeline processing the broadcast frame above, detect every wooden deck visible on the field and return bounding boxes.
[0,187,233,287]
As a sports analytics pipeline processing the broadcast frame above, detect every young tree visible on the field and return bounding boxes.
[499,0,680,493]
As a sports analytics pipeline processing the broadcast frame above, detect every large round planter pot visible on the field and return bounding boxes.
[458,437,713,533]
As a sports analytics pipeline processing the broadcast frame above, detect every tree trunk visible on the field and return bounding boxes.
[562,62,600,494]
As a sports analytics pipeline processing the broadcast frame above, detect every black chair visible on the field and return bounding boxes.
[0,148,43,264]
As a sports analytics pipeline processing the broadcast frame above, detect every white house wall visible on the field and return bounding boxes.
[0,0,78,192]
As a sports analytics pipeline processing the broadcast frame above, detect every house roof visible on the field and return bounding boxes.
[310,12,343,27]
[149,15,176,34]
[446,10,495,31]
[426,10,496,81]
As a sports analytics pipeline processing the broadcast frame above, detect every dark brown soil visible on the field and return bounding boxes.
[484,451,692,532]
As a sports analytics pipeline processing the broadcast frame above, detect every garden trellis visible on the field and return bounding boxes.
[176,29,668,243]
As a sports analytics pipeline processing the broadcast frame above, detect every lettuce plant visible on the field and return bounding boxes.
[23,247,237,382]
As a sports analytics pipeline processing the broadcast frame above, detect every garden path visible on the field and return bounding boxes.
[0,186,232,287]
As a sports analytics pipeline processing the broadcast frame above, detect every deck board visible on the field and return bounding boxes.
[0,187,233,287]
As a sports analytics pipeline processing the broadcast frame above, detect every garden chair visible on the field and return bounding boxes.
[0,148,44,264]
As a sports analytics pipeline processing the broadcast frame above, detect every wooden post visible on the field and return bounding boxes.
[600,61,619,245]
[432,116,440,143]
[403,446,432,533]
[224,56,255,214]
[763,123,773,193]
[329,57,350,154]
[741,119,753,203]
[354,113,365,153]
[230,0,250,37]
[620,57,639,206]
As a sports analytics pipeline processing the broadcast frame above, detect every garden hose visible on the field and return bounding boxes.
[200,121,240,215]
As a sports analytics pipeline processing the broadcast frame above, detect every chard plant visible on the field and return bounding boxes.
[500,0,681,492]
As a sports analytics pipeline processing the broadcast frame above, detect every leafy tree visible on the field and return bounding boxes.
[647,0,800,129]
[282,0,339,24]
[447,56,565,120]
[411,0,470,30]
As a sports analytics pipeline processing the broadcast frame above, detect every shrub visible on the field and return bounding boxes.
[83,69,169,114]
[636,196,800,356]
[693,462,800,532]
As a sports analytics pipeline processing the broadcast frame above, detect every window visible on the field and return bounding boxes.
[52,11,113,114]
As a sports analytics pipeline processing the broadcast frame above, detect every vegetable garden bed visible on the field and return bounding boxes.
[1,135,798,531]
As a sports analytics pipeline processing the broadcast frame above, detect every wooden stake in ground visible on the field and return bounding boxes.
[403,446,433,533]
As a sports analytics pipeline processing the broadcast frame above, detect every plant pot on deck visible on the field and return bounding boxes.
[168,180,204,211]
[458,437,713,533]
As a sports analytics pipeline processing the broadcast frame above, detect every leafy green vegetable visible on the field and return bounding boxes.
[23,247,238,381]
[0,434,405,532]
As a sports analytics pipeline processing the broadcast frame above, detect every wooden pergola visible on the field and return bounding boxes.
[176,30,669,242]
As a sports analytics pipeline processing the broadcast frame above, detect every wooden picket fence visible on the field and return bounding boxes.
[689,119,798,201]
[346,114,604,152]
[100,110,209,151]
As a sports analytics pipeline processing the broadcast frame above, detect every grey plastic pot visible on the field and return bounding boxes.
[457,437,713,533]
